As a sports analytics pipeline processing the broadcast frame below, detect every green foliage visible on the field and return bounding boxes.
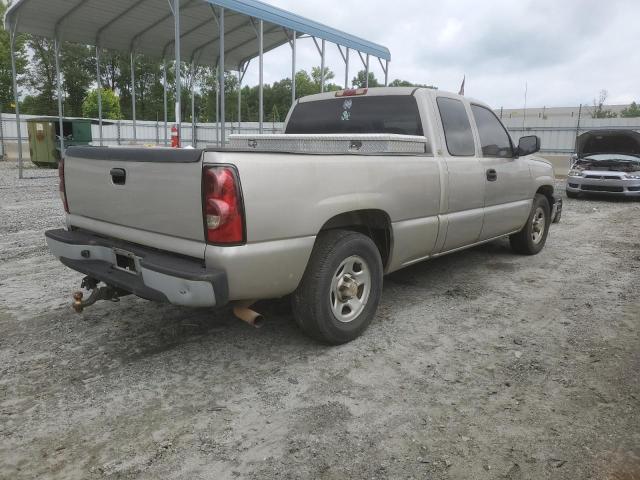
[620,102,640,118]
[352,70,380,88]
[591,90,617,119]
[82,88,122,119]
[389,79,437,89]
[0,2,27,112]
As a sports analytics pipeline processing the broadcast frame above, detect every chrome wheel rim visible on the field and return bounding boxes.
[330,255,371,323]
[531,207,546,244]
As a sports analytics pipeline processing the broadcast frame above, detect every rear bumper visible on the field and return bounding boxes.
[45,229,228,307]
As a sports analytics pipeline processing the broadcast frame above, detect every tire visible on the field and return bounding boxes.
[566,190,580,199]
[292,229,383,344]
[510,194,551,255]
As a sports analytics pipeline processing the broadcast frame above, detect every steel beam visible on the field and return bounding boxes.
[130,51,137,142]
[219,7,225,145]
[54,37,65,159]
[291,30,296,103]
[365,54,370,88]
[191,63,196,147]
[9,21,23,179]
[173,0,182,143]
[163,61,168,145]
[259,19,263,134]
[96,45,103,145]
[320,39,326,93]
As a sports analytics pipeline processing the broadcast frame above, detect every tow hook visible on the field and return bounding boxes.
[72,277,122,313]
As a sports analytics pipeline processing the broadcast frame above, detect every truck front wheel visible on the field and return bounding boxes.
[509,193,551,255]
[292,230,383,344]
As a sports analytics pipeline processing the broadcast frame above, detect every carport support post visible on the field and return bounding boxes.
[345,47,349,89]
[95,45,103,146]
[219,7,225,145]
[291,31,296,103]
[384,59,389,86]
[365,54,370,88]
[237,66,242,129]
[173,0,182,144]
[163,61,168,145]
[258,19,263,134]
[54,37,65,158]
[9,24,23,179]
[191,63,196,147]
[130,51,137,143]
[320,39,326,93]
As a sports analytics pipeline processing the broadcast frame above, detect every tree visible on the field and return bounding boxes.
[389,79,437,89]
[0,2,27,113]
[591,90,617,119]
[82,88,122,119]
[620,102,640,118]
[352,70,380,88]
[24,37,57,115]
[61,43,94,117]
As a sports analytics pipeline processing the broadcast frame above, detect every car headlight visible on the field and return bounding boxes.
[568,169,583,177]
[624,174,640,179]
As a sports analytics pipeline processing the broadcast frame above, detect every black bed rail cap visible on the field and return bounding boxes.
[66,146,203,163]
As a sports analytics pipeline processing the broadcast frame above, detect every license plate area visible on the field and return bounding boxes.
[113,248,138,274]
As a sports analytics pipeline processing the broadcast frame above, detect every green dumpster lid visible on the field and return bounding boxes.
[25,117,113,125]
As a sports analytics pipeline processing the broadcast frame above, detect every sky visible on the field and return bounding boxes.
[241,0,640,109]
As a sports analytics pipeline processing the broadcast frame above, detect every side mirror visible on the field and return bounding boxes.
[517,135,540,157]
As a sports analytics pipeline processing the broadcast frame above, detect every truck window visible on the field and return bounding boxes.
[436,97,475,156]
[285,96,424,136]
[471,104,514,158]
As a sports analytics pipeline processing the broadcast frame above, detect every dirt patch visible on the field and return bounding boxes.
[0,162,638,479]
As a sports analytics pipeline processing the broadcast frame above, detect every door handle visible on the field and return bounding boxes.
[110,168,126,185]
[486,169,498,182]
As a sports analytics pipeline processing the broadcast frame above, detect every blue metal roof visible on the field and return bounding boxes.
[4,0,391,66]
[206,0,391,61]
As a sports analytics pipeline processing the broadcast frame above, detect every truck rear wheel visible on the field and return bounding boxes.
[509,194,551,255]
[292,229,383,344]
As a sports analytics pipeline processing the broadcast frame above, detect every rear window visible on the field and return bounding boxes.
[285,96,424,136]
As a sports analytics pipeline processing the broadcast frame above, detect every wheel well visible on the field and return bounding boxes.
[536,185,555,207]
[319,210,392,268]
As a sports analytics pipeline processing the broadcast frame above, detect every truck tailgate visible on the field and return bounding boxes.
[64,147,205,243]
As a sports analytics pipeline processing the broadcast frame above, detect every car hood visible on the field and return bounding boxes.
[576,130,640,157]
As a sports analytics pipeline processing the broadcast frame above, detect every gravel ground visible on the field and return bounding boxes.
[0,160,638,480]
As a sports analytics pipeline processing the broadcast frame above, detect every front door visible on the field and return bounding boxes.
[470,104,532,240]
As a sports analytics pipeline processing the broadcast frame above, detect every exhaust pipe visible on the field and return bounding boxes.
[232,301,264,328]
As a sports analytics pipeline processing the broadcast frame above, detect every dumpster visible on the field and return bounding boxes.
[26,117,93,168]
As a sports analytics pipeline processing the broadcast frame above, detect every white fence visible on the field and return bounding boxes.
[0,113,284,160]
[1,112,639,160]
[501,116,640,154]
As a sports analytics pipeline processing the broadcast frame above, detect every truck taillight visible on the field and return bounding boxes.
[58,159,69,213]
[203,166,245,244]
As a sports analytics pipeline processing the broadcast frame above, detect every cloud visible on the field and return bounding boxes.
[249,0,639,108]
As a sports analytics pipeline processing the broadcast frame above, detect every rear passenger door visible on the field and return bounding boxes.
[470,104,532,240]
[436,96,485,252]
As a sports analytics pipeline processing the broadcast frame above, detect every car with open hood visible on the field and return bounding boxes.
[566,129,640,198]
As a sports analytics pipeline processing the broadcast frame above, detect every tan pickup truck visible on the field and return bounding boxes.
[46,87,561,343]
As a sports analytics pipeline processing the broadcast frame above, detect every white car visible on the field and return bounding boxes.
[566,130,640,198]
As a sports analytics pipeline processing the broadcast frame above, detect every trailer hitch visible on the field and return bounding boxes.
[72,277,126,313]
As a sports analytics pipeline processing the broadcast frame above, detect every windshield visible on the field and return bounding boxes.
[285,95,424,136]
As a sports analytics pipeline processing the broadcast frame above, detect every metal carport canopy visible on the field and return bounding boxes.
[4,0,391,68]
[4,0,391,180]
